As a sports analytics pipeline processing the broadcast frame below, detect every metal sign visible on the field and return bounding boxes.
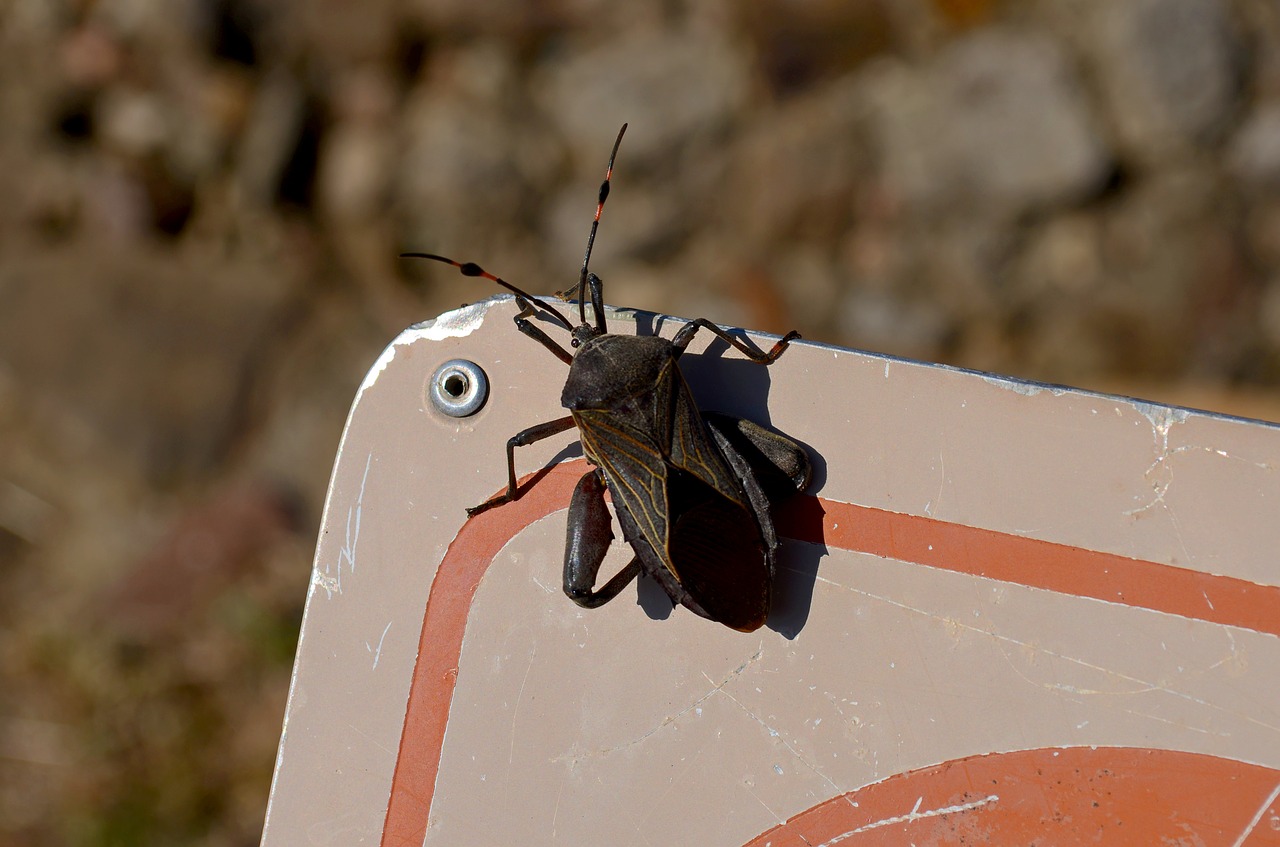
[262,297,1280,846]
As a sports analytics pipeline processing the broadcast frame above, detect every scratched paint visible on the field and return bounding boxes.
[263,296,1280,847]
[311,451,371,599]
[392,463,1280,847]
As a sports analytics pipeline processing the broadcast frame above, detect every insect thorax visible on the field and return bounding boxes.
[560,334,677,411]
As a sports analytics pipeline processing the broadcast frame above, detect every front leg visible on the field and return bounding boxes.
[467,415,577,516]
[512,297,574,365]
[564,469,641,608]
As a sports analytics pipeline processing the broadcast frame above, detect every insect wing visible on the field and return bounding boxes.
[578,365,772,631]
[663,466,772,631]
[665,373,772,630]
[573,409,672,574]
[665,370,748,507]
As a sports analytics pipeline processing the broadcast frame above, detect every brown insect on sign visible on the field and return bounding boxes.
[404,125,810,631]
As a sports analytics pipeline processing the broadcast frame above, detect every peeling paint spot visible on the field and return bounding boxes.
[980,374,1066,397]
[1130,400,1191,432]
[1121,402,1196,534]
[412,300,492,341]
[356,300,493,401]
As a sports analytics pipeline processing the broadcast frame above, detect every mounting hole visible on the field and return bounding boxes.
[428,359,488,417]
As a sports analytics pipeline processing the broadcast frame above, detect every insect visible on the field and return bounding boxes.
[404,124,810,631]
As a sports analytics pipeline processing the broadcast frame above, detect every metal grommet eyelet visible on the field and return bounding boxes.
[428,359,488,417]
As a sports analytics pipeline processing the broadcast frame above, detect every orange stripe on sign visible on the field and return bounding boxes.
[380,463,583,847]
[771,494,1280,639]
[380,459,1280,846]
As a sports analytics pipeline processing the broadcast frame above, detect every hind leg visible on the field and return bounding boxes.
[563,469,641,608]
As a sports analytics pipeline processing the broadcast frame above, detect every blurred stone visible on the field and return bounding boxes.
[318,66,395,224]
[333,63,395,124]
[536,27,752,166]
[257,0,399,69]
[1229,102,1280,188]
[242,289,390,507]
[319,123,391,223]
[398,90,533,258]
[931,0,1001,29]
[1244,199,1280,271]
[201,65,255,139]
[911,218,1010,323]
[662,237,798,335]
[844,218,897,284]
[97,87,170,157]
[1088,0,1241,160]
[1262,277,1280,348]
[1092,170,1227,376]
[235,68,309,208]
[767,246,844,339]
[0,244,299,482]
[404,0,583,35]
[739,0,895,95]
[863,28,1111,216]
[839,287,950,359]
[98,481,301,642]
[726,75,868,245]
[1014,305,1112,382]
[83,160,153,241]
[1250,21,1280,101]
[1014,213,1103,298]
[842,180,906,282]
[59,25,124,87]
[0,478,56,552]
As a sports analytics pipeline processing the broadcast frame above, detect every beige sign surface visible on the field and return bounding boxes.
[262,297,1280,846]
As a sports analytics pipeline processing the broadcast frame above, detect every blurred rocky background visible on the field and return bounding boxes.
[3,0,1280,843]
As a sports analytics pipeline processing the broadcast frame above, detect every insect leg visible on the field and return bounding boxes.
[703,412,811,502]
[671,319,801,364]
[584,273,607,335]
[466,415,577,516]
[513,297,574,365]
[564,469,641,608]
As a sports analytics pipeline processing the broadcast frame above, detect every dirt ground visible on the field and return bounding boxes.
[3,1,1280,844]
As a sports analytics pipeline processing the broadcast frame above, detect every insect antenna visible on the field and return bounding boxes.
[400,253,575,331]
[559,123,627,332]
